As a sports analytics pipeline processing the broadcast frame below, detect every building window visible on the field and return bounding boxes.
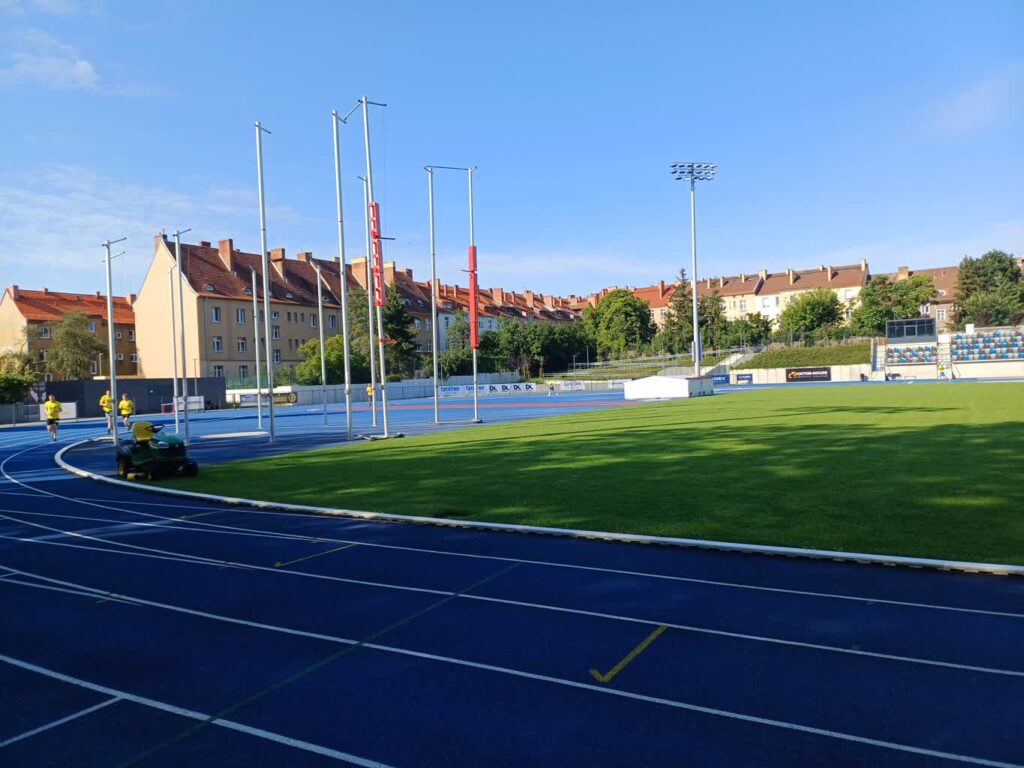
[237,337,247,353]
[272,311,279,320]
[116,352,124,361]
[300,312,306,323]
[211,306,222,323]
[130,353,138,363]
[310,313,317,328]
[39,350,47,362]
[238,364,249,378]
[762,298,770,308]
[444,317,450,328]
[273,349,281,364]
[38,326,51,339]
[775,296,780,306]
[329,314,337,329]
[88,322,96,333]
[844,290,854,300]
[287,311,293,322]
[236,308,246,324]
[739,300,747,311]
[128,329,135,341]
[659,308,667,318]
[90,360,98,375]
[213,365,224,378]
[115,330,123,339]
[937,309,947,321]
[212,336,223,352]
[427,342,433,352]
[845,308,853,320]
[272,325,280,340]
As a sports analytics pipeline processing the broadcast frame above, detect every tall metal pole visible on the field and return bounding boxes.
[360,176,378,428]
[102,237,125,445]
[427,168,440,423]
[173,230,191,445]
[361,97,390,437]
[251,269,263,430]
[690,178,701,373]
[313,263,329,425]
[168,269,180,433]
[468,167,480,423]
[255,121,275,441]
[332,110,353,439]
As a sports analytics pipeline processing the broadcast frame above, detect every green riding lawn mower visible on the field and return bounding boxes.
[116,422,198,480]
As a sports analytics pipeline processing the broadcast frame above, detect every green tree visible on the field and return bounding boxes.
[658,269,693,354]
[850,274,937,335]
[698,291,728,349]
[47,311,104,380]
[380,288,418,379]
[439,311,473,378]
[293,335,371,386]
[0,371,36,403]
[954,250,1023,327]
[719,313,773,348]
[587,289,655,357]
[778,288,843,337]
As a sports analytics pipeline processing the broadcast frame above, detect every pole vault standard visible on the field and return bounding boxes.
[172,228,191,445]
[424,165,482,424]
[102,237,126,446]
[167,269,180,433]
[357,175,378,428]
[251,269,263,430]
[312,262,329,425]
[331,110,353,440]
[255,121,275,442]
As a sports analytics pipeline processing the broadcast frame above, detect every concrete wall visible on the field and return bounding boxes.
[732,364,872,384]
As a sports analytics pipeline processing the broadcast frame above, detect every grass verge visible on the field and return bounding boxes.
[162,382,1024,564]
[735,343,871,369]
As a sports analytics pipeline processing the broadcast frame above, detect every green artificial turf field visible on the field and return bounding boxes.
[166,382,1024,564]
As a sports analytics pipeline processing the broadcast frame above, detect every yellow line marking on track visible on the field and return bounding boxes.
[589,624,668,684]
[94,593,119,605]
[274,543,357,568]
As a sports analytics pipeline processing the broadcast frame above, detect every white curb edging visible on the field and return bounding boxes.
[54,440,1024,577]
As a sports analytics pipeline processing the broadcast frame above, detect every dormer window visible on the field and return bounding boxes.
[286,292,294,299]
[204,283,215,291]
[243,288,253,295]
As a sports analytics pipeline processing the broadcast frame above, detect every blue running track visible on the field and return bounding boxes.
[1,392,1022,766]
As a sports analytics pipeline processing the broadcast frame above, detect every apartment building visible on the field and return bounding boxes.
[883,265,959,331]
[0,286,137,379]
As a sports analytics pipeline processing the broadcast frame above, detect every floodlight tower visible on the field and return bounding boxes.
[670,162,717,373]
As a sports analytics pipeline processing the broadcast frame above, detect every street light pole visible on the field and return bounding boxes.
[670,162,717,374]
[313,263,329,425]
[172,229,191,445]
[331,110,353,439]
[168,269,180,433]
[427,167,440,423]
[102,237,126,446]
[256,121,275,441]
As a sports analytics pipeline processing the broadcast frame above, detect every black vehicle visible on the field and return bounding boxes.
[116,422,198,480]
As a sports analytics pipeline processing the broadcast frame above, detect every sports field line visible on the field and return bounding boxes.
[11,499,1024,622]
[3,534,1023,680]
[0,696,121,749]
[0,654,391,768]
[1,573,1020,768]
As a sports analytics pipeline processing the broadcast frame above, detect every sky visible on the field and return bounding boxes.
[0,0,1021,302]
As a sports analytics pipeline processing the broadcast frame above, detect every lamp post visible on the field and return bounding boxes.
[102,237,126,445]
[670,162,717,373]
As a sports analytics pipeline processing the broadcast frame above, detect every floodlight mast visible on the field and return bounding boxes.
[670,162,717,373]
[102,238,126,447]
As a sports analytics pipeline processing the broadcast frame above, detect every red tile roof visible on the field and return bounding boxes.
[878,266,959,302]
[759,264,868,294]
[4,287,134,325]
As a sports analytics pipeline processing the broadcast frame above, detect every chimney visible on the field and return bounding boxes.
[658,279,666,297]
[199,240,211,247]
[705,277,711,289]
[296,251,313,263]
[897,266,910,281]
[827,265,834,282]
[95,291,101,299]
[129,293,137,305]
[333,256,341,265]
[493,287,505,304]
[860,258,867,272]
[819,264,825,272]
[543,294,556,309]
[218,239,234,271]
[524,290,535,306]
[10,285,18,300]
[787,268,795,286]
[383,261,396,285]
[718,276,725,288]
[740,273,746,282]
[401,268,413,278]
[759,269,768,280]
[270,248,286,280]
[42,287,49,295]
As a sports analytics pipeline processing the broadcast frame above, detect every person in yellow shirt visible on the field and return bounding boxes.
[365,384,374,399]
[118,393,134,428]
[99,390,114,434]
[44,394,62,442]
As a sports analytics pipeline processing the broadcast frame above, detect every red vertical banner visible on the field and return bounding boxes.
[369,202,385,307]
[468,245,479,349]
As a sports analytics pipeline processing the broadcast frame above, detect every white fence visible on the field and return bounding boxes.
[38,402,79,421]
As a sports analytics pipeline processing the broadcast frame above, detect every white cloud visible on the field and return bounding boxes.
[0,165,261,290]
[0,28,98,89]
[0,0,101,15]
[931,61,1023,136]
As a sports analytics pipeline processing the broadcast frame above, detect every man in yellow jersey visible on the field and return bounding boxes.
[365,383,374,399]
[99,389,114,433]
[44,394,62,442]
[118,392,134,428]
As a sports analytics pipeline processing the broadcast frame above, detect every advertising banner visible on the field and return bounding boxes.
[736,373,753,384]
[785,367,832,383]
[559,381,585,392]
[439,382,537,397]
[711,374,730,385]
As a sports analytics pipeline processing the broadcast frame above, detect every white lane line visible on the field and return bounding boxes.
[0,588,1019,768]
[0,655,391,768]
[0,696,122,749]
[29,443,1024,616]
[2,576,138,605]
[4,555,1023,681]
[8,495,1024,622]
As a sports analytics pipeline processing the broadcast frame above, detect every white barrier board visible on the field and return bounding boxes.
[439,382,537,397]
[624,376,714,401]
[39,402,78,420]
